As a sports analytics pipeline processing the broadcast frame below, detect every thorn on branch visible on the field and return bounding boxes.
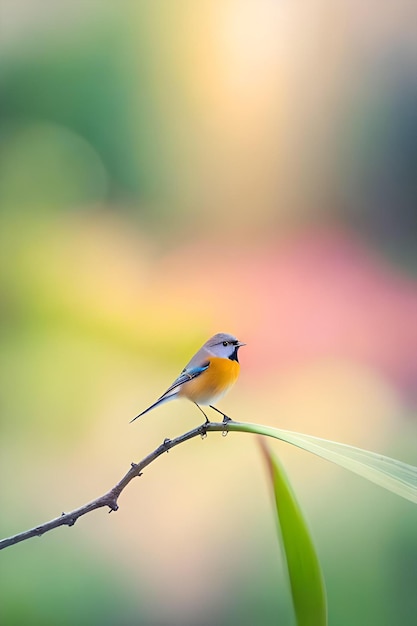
[163,438,172,452]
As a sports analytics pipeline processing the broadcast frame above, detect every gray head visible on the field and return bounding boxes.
[204,332,246,361]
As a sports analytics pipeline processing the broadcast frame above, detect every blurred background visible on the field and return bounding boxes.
[1,1,417,624]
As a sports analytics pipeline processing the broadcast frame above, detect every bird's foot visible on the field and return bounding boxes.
[194,402,210,424]
[209,405,232,423]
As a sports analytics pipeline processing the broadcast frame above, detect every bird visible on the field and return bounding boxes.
[131,332,246,424]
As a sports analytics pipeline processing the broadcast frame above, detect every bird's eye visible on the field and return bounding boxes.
[222,341,228,346]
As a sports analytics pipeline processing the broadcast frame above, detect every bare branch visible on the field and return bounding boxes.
[0,420,230,551]
[2,417,415,550]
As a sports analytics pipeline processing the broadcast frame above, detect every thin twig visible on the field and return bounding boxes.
[0,420,231,551]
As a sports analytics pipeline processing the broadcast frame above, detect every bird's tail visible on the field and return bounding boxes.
[130,394,175,423]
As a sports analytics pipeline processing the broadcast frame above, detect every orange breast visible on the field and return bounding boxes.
[178,357,240,404]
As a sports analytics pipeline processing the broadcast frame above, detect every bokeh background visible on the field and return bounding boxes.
[1,1,417,624]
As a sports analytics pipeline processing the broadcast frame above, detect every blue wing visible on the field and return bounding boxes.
[160,363,209,397]
[131,362,210,422]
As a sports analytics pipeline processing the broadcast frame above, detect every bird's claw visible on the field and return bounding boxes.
[222,419,230,437]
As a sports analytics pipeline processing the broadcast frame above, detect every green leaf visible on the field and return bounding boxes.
[260,441,327,626]
[226,422,417,504]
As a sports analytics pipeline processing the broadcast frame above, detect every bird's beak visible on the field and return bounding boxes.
[237,341,246,347]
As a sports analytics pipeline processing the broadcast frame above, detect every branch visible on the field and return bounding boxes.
[3,418,415,550]
[0,420,229,551]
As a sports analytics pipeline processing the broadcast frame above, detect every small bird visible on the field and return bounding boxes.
[131,332,245,424]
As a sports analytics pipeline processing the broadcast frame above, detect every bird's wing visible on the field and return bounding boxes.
[160,362,210,399]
